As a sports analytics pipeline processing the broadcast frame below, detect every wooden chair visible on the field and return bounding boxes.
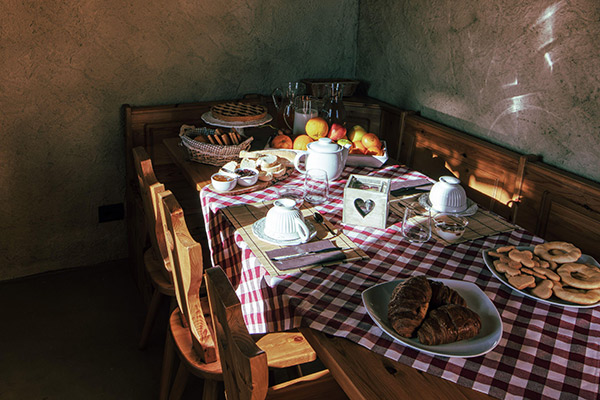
[158,192,326,400]
[205,266,348,400]
[132,146,176,349]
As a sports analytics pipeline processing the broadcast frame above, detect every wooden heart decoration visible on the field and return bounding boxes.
[354,198,375,217]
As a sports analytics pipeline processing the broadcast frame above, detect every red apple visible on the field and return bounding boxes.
[328,123,347,141]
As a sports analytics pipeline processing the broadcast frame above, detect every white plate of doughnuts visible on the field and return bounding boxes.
[482,245,600,308]
[362,278,502,358]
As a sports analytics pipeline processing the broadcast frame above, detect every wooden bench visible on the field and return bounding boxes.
[399,114,600,261]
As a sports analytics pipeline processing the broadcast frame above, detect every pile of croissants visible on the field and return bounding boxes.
[387,275,481,345]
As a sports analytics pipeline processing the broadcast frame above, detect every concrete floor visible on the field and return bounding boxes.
[0,260,203,400]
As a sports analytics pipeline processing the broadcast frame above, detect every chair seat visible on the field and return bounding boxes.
[169,309,319,377]
[256,332,317,369]
[169,309,223,380]
[144,249,175,297]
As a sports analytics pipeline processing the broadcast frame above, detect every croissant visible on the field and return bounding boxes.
[428,280,467,309]
[416,304,481,345]
[387,275,432,337]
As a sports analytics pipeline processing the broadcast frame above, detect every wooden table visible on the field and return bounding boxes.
[163,138,494,400]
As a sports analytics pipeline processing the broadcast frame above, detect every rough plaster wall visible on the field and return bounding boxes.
[0,0,357,280]
[357,0,600,183]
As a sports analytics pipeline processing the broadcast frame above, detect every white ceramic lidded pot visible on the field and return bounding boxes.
[294,138,350,181]
[428,176,468,213]
[263,198,310,242]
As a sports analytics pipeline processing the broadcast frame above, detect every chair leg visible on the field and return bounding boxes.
[202,379,221,400]
[139,288,163,349]
[168,362,190,400]
[159,329,176,400]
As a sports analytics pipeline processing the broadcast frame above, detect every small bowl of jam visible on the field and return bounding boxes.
[235,168,259,187]
[433,214,469,242]
[211,173,237,192]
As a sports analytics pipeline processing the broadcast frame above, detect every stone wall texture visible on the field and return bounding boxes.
[2,0,599,280]
[357,0,600,183]
[0,0,358,280]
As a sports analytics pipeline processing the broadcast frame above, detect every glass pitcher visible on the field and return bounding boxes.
[272,82,306,130]
[322,83,346,126]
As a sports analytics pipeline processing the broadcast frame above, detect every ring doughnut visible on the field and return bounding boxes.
[556,263,600,290]
[552,282,600,305]
[534,242,582,263]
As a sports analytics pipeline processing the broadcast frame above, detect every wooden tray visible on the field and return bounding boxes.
[208,167,294,195]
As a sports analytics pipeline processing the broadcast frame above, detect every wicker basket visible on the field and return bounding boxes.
[179,126,253,166]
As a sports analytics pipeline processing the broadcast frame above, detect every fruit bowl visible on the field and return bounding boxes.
[345,141,388,168]
[265,138,388,168]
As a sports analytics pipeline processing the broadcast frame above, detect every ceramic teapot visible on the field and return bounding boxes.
[294,138,350,181]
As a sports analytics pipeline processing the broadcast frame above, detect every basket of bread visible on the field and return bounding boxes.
[179,125,253,166]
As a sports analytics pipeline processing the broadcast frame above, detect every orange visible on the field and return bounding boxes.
[352,140,366,151]
[271,133,293,149]
[349,147,365,155]
[293,134,314,151]
[194,135,209,143]
[365,146,384,156]
[304,117,329,140]
[361,133,381,149]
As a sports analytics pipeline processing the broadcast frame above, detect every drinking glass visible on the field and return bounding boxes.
[277,186,305,208]
[402,202,431,243]
[303,169,329,204]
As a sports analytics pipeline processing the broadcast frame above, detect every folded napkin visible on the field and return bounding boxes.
[266,240,346,270]
[390,178,432,191]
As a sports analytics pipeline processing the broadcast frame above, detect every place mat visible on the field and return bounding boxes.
[221,201,368,276]
[389,195,516,245]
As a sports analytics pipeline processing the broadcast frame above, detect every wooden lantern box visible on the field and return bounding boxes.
[342,175,391,229]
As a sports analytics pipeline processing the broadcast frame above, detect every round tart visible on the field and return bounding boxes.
[211,102,267,122]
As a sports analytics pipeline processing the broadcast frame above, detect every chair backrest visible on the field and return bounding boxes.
[160,191,217,363]
[205,266,269,400]
[132,146,170,272]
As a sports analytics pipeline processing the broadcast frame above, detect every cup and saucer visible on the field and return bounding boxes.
[252,198,317,245]
[418,176,478,216]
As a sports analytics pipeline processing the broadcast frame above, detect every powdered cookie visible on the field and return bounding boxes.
[531,280,554,300]
[552,282,600,305]
[533,267,560,282]
[534,242,582,264]
[557,263,600,290]
[509,249,535,268]
[508,275,536,290]
[497,245,515,253]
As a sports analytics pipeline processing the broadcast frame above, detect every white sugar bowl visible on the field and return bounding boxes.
[429,176,467,213]
[264,198,310,242]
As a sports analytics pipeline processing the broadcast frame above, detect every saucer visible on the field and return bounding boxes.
[418,193,478,216]
[252,218,317,245]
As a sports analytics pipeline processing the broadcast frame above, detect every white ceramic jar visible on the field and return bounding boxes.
[429,176,467,213]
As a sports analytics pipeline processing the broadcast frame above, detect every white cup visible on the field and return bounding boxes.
[429,176,467,213]
[264,198,310,242]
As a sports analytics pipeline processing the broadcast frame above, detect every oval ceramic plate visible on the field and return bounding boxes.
[482,246,600,308]
[252,217,317,246]
[362,278,502,358]
[418,193,478,216]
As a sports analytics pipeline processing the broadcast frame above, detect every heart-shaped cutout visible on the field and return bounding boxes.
[354,198,375,217]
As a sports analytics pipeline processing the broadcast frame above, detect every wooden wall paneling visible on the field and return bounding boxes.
[400,115,523,219]
[516,161,600,260]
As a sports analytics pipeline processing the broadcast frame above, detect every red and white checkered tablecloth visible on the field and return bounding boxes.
[200,164,600,400]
